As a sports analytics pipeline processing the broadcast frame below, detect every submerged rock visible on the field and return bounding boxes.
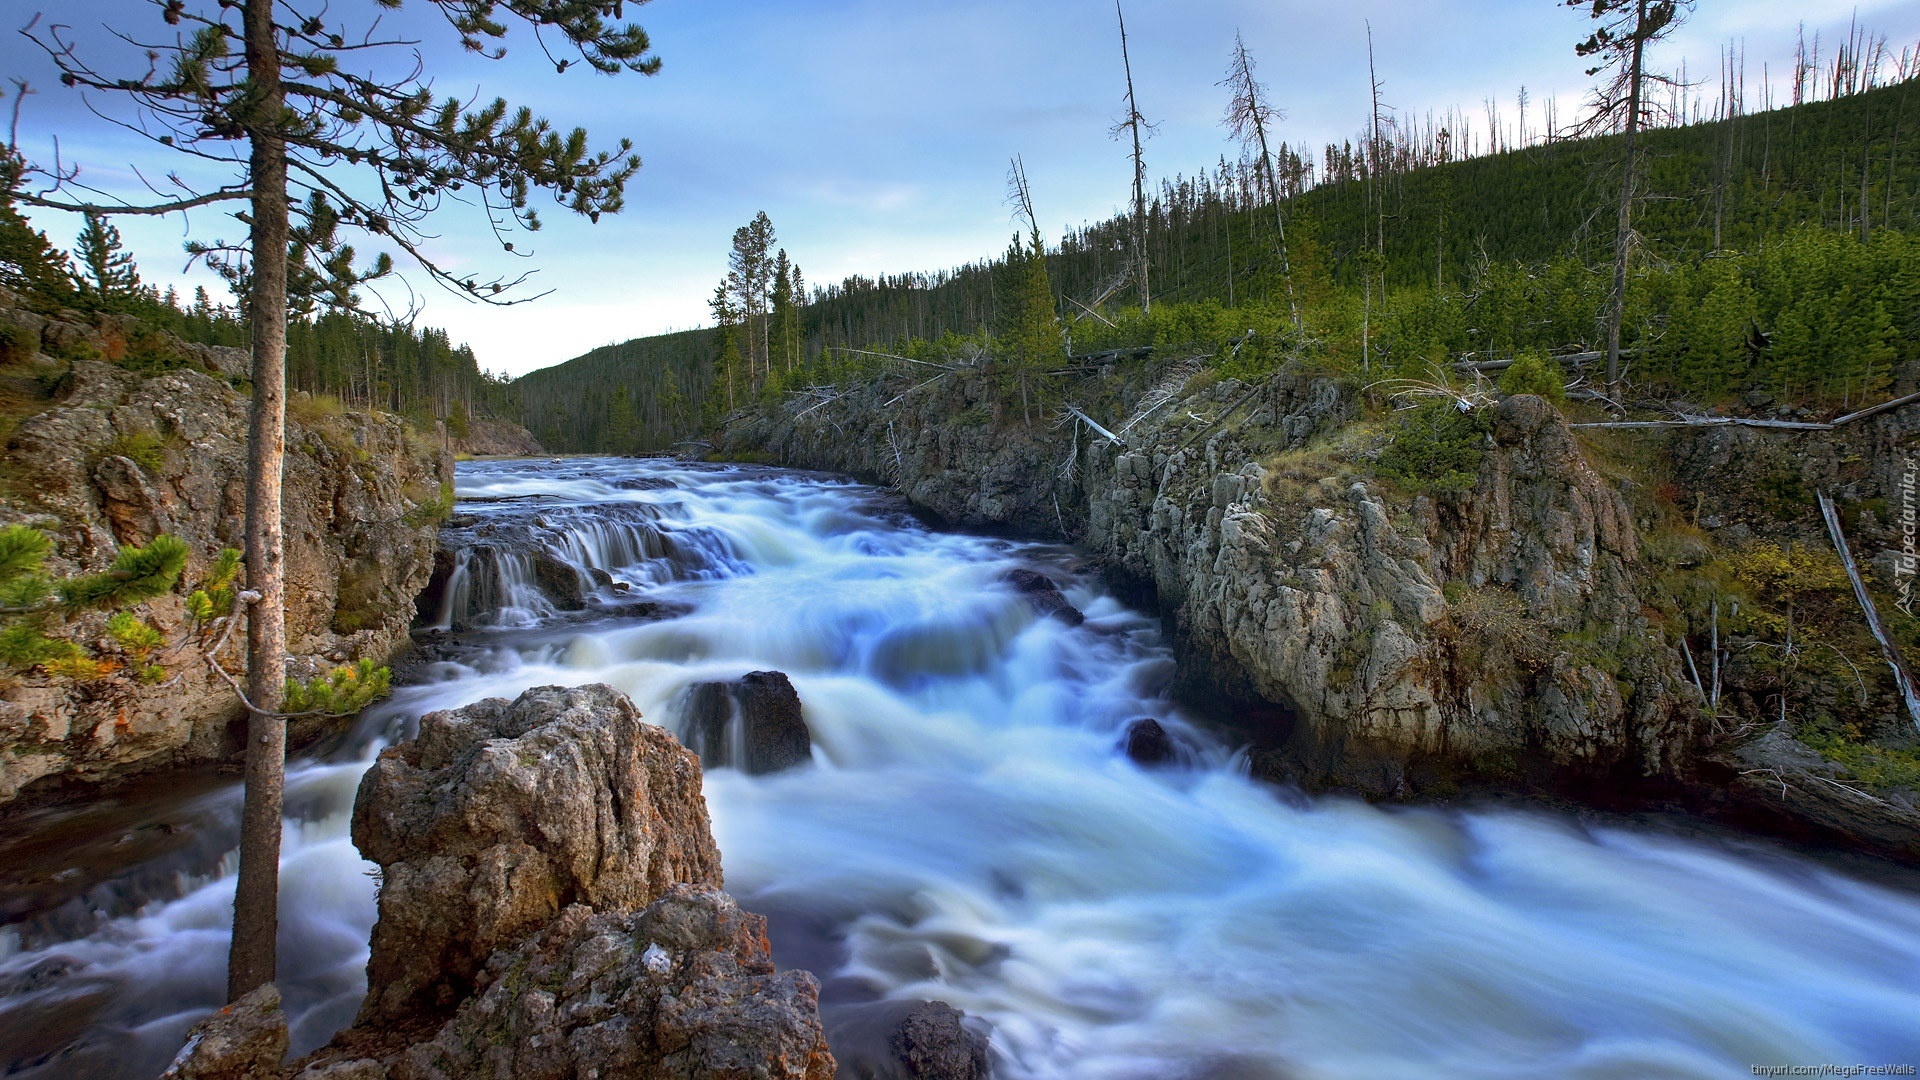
[1002,568,1085,627]
[528,551,586,610]
[159,984,289,1080]
[1121,718,1175,766]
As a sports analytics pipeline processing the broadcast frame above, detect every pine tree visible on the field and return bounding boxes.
[15,0,660,1003]
[1564,0,1692,395]
[75,211,141,308]
[0,149,76,308]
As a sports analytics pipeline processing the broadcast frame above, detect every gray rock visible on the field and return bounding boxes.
[392,888,834,1080]
[351,684,722,1021]
[160,984,289,1080]
[0,310,448,807]
[893,1000,991,1080]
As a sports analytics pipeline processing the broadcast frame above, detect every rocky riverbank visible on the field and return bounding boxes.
[0,300,449,805]
[723,359,1920,860]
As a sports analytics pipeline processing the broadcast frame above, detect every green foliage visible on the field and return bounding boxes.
[284,658,392,716]
[403,482,456,528]
[0,321,35,366]
[0,152,78,310]
[0,621,60,667]
[187,547,243,627]
[1497,351,1567,403]
[0,526,187,678]
[58,534,190,611]
[1376,400,1492,493]
[1800,731,1920,791]
[105,611,164,665]
[0,525,51,581]
[74,212,141,308]
[103,430,169,472]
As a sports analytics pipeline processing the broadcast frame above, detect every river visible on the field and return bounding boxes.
[2,457,1918,1079]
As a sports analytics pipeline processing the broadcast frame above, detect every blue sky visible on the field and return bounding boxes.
[7,0,1920,377]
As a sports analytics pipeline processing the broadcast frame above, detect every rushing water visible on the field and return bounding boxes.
[3,457,1919,1079]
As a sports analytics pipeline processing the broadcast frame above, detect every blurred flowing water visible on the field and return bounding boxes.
[2,457,1917,1079]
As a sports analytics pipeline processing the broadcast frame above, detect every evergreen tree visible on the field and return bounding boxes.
[0,150,76,308]
[15,0,660,1004]
[74,211,142,307]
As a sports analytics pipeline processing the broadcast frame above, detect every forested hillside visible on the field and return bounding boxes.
[0,199,513,432]
[521,72,1920,451]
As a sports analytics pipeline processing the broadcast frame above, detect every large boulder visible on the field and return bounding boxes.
[299,684,836,1080]
[392,887,834,1080]
[351,684,722,1021]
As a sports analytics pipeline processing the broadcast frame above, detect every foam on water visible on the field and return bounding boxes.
[2,457,1916,1080]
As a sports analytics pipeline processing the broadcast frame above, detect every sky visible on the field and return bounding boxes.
[7,0,1920,378]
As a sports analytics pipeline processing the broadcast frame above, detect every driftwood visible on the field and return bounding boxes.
[1817,490,1920,734]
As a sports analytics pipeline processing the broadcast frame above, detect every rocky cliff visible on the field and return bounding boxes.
[446,416,544,458]
[726,359,1920,856]
[286,683,835,1080]
[0,301,450,805]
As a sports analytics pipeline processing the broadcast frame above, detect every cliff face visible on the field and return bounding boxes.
[727,366,1696,797]
[730,360,1920,855]
[0,306,449,805]
[446,417,544,458]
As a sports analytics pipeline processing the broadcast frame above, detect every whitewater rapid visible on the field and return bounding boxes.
[1,457,1916,1080]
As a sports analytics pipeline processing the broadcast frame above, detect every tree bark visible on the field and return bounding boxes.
[1116,0,1149,315]
[229,0,290,1004]
[1605,0,1650,396]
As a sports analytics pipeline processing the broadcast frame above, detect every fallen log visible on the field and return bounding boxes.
[1818,490,1920,734]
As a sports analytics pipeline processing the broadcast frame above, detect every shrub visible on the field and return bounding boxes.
[1496,350,1566,403]
[103,430,168,471]
[1376,399,1492,493]
[0,321,36,366]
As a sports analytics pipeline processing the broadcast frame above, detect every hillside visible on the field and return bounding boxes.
[520,78,1920,451]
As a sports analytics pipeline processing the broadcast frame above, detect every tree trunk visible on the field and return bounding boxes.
[1116,0,1150,315]
[229,0,290,1004]
[1605,0,1650,397]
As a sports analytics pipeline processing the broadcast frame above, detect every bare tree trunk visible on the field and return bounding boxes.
[1116,0,1150,314]
[229,0,289,1004]
[1605,0,1650,397]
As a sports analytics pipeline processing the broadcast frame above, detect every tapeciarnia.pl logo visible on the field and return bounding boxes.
[1898,455,1917,617]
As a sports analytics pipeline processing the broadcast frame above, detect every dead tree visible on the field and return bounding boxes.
[1220,32,1299,324]
[1114,0,1154,315]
